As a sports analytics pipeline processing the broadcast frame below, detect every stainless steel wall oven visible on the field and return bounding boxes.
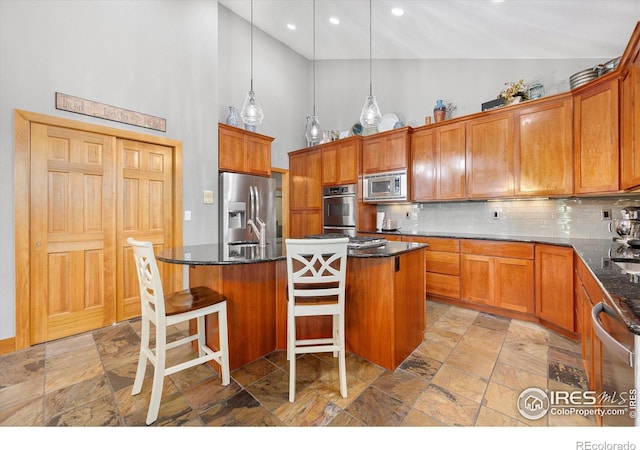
[322,184,357,237]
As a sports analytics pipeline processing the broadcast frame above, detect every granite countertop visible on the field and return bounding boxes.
[363,229,640,335]
[155,240,427,266]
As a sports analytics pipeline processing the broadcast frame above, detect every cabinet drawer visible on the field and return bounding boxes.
[426,251,460,275]
[404,236,460,252]
[426,273,460,299]
[460,239,534,259]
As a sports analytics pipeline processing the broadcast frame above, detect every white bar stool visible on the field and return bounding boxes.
[285,237,349,402]
[127,237,230,425]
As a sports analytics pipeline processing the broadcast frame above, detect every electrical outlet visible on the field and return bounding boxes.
[184,210,191,221]
[601,209,611,220]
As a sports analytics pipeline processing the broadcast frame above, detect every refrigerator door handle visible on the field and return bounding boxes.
[253,186,260,220]
[249,186,255,224]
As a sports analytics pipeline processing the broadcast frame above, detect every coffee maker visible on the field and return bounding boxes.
[611,206,640,246]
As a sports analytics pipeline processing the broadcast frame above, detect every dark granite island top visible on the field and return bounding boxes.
[156,240,426,265]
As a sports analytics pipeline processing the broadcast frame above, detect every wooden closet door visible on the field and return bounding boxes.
[118,139,175,321]
[30,124,116,344]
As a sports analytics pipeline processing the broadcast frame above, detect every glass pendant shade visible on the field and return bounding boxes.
[360,0,381,129]
[360,94,381,128]
[240,89,264,126]
[305,115,322,144]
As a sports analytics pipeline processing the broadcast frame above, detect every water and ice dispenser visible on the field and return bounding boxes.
[227,202,246,230]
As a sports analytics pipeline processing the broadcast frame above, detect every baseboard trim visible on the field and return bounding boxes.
[0,336,16,355]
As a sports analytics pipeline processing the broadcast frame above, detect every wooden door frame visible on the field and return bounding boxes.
[14,109,183,351]
[270,167,289,240]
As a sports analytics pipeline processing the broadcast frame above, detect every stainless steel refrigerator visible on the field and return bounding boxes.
[219,172,276,245]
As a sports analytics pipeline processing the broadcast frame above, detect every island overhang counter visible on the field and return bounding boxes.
[156,241,427,371]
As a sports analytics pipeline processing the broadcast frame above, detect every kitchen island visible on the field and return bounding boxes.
[156,241,427,371]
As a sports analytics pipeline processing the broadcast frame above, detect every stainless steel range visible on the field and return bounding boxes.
[306,233,387,249]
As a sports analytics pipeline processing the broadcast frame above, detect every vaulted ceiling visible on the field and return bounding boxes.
[219,0,640,61]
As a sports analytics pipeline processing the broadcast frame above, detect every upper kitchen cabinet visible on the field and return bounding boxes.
[620,22,640,190]
[362,127,411,174]
[321,136,360,186]
[411,122,465,201]
[514,94,573,197]
[289,147,322,237]
[573,76,620,194]
[466,110,515,199]
[218,123,273,177]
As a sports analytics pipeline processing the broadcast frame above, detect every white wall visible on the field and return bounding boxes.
[312,57,607,133]
[218,4,312,167]
[0,0,219,340]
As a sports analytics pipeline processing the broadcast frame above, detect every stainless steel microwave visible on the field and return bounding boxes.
[363,170,408,203]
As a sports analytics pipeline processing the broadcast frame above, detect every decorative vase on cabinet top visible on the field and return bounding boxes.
[225,106,240,127]
[434,100,446,123]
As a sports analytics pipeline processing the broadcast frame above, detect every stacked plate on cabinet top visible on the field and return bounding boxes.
[569,55,621,90]
[569,67,599,90]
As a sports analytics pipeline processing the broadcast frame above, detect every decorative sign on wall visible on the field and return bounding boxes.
[55,92,166,132]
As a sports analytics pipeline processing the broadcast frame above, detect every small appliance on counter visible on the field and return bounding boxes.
[381,218,398,232]
[611,207,640,247]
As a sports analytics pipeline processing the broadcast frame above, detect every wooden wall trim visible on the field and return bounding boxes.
[0,337,16,355]
[13,109,183,351]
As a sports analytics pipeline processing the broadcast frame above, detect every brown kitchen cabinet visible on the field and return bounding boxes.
[535,244,575,336]
[411,122,466,201]
[514,95,574,197]
[362,127,411,174]
[465,110,515,199]
[460,240,534,314]
[289,147,322,237]
[573,76,620,194]
[405,236,461,300]
[218,123,273,176]
[321,136,360,186]
[620,23,640,190]
[289,210,322,238]
[357,232,402,241]
[574,254,603,425]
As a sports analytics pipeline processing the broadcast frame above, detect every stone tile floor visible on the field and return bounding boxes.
[0,301,598,428]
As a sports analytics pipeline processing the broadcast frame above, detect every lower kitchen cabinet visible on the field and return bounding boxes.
[574,254,604,424]
[460,240,534,314]
[535,244,575,336]
[403,236,460,300]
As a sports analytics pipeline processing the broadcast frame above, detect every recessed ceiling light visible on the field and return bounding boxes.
[286,23,296,31]
[329,17,340,25]
[391,7,404,17]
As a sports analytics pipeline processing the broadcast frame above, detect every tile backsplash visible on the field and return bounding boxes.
[377,196,640,239]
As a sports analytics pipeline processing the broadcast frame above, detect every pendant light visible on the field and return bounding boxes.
[359,0,381,129]
[240,0,264,129]
[305,0,322,144]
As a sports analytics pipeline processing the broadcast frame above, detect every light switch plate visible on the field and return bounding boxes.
[203,190,214,204]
